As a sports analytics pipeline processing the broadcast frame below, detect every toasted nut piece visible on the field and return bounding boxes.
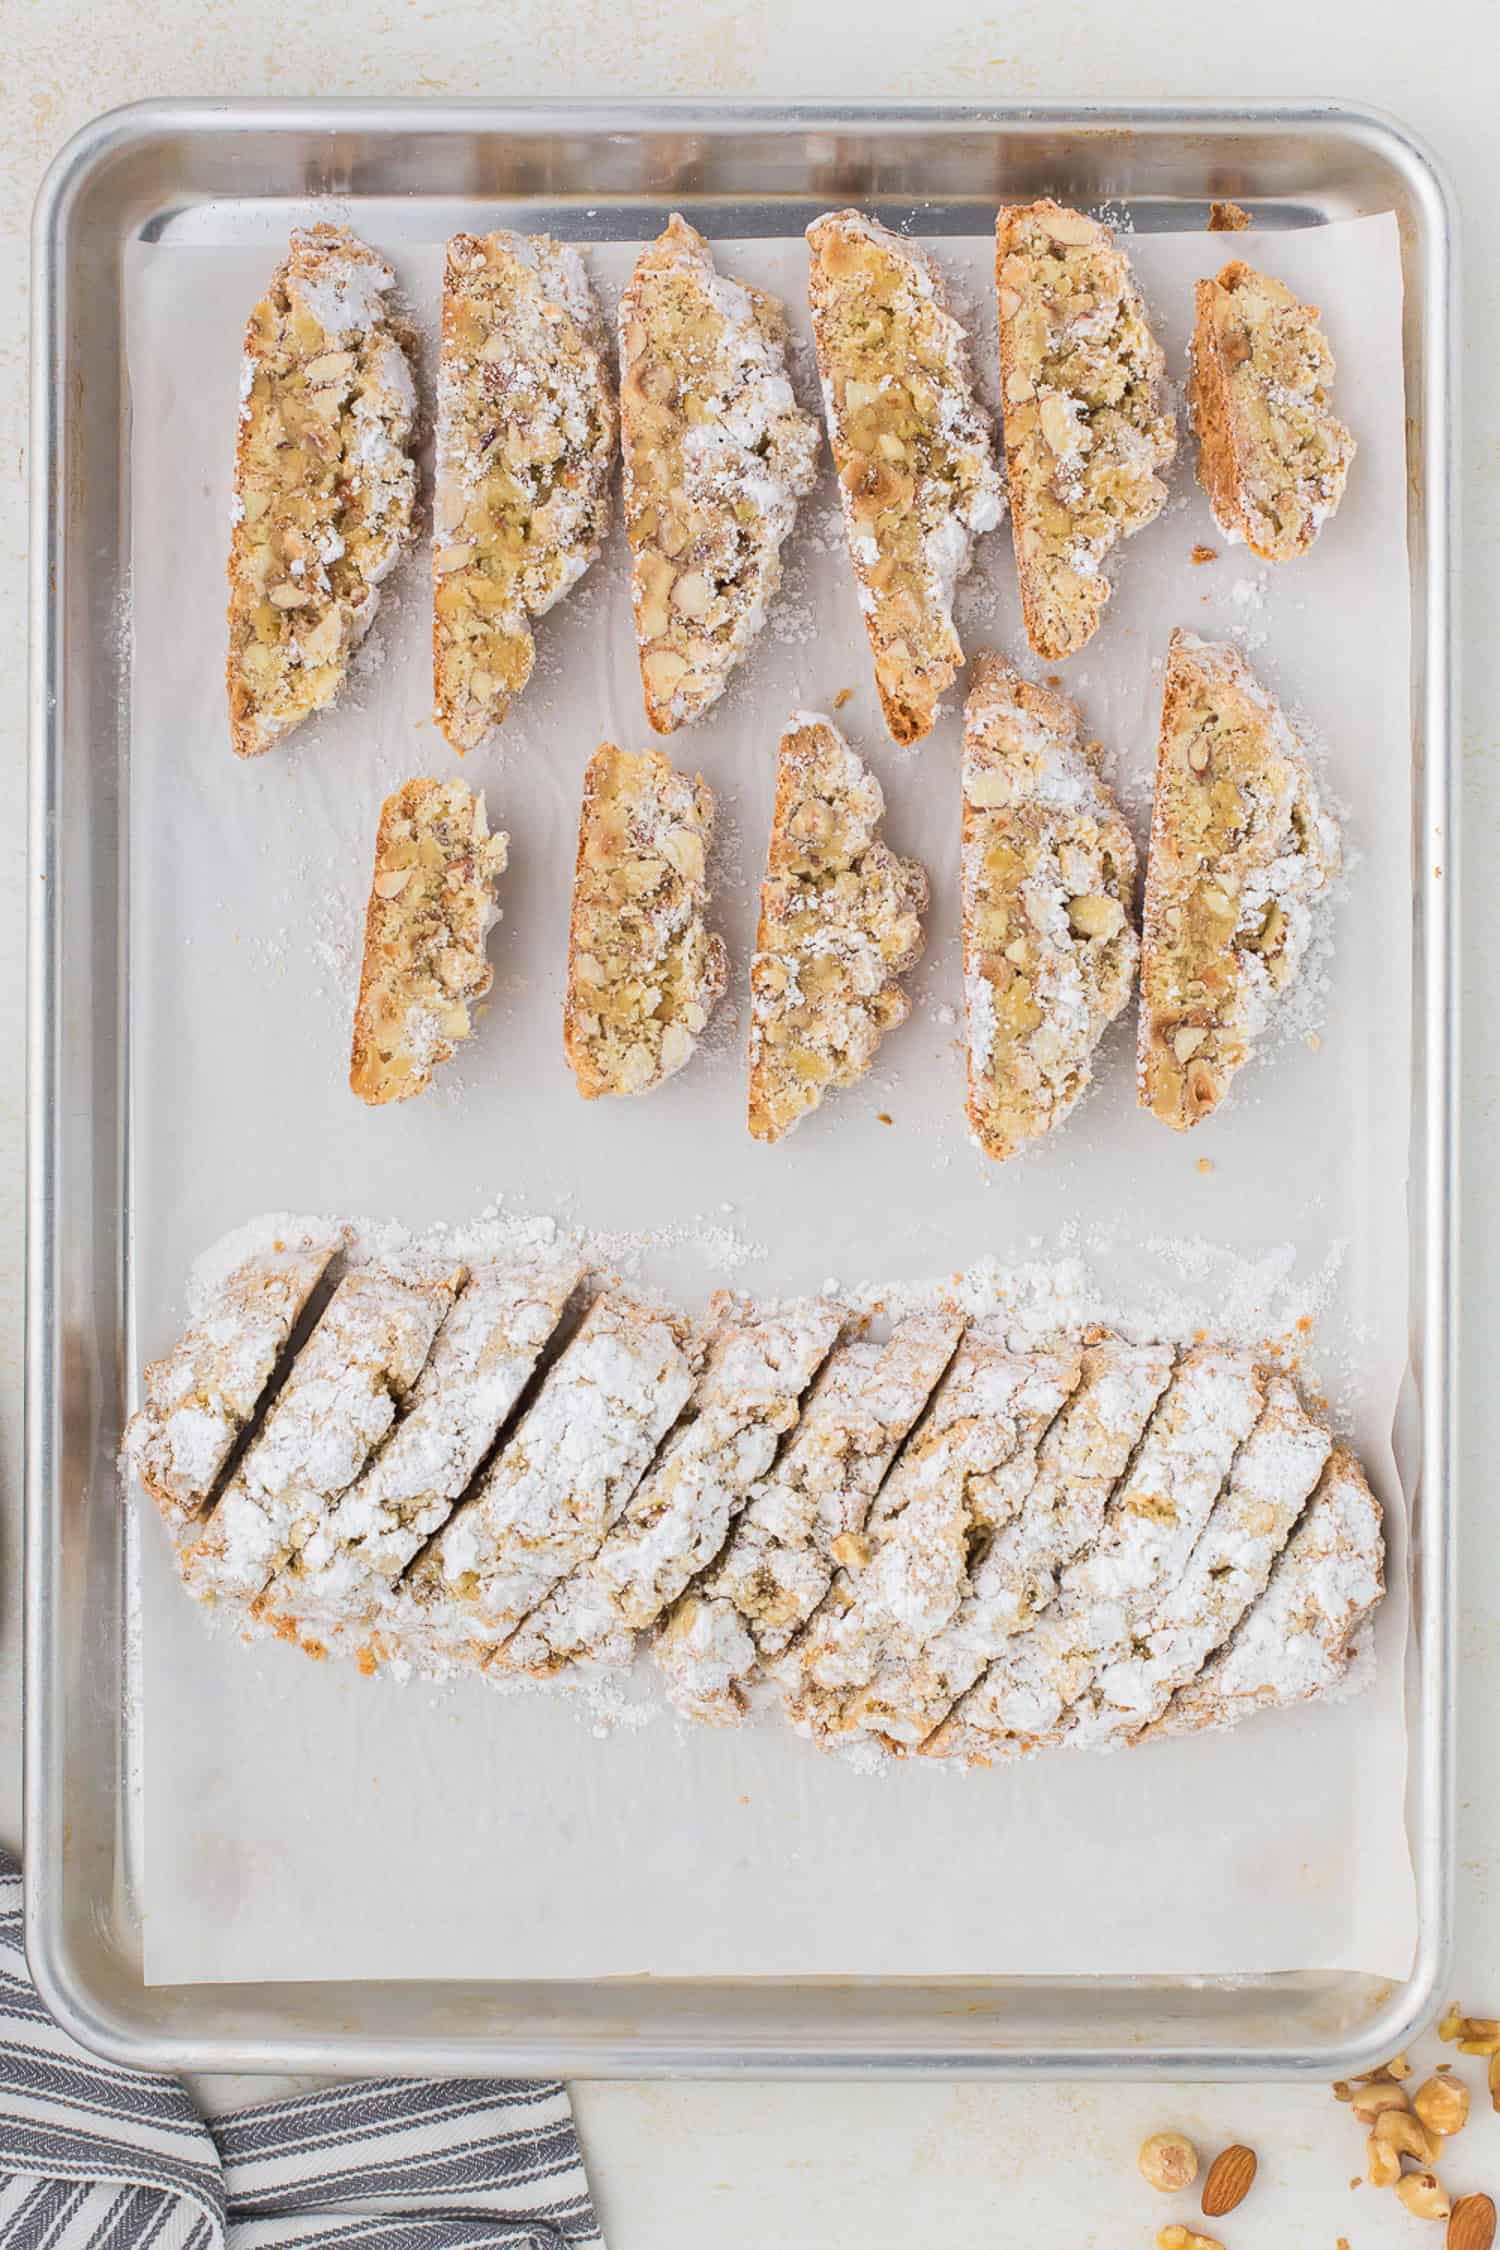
[1331,2079,1355,2102]
[1200,2145,1256,2219]
[1489,2052,1500,2112]
[1138,2132,1199,2193]
[1396,2172,1451,2223]
[1367,2133,1403,2188]
[1449,2191,1498,2250]
[1459,2026,1500,2055]
[1439,2004,1465,2042]
[1157,2229,1223,2250]
[1375,2109,1439,2164]
[1414,2076,1471,2137]
[1351,2081,1411,2123]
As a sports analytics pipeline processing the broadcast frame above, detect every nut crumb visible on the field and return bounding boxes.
[833,686,854,709]
[877,1111,894,1125]
[1197,1157,1214,1175]
[1209,199,1252,232]
[1191,544,1219,565]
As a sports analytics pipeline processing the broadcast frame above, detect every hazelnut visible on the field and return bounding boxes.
[1395,2171,1451,2223]
[1138,2131,1199,2194]
[1413,2075,1470,2137]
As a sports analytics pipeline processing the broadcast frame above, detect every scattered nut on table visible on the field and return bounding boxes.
[1199,2144,1257,2218]
[1414,2074,1471,2136]
[1376,2107,1439,2164]
[1138,2133,1199,2193]
[1448,2190,1498,2250]
[1156,2228,1223,2250]
[1396,2169,1451,2222]
[1367,2131,1403,2188]
[1352,2079,1411,2123]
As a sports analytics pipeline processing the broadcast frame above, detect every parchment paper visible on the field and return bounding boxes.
[126,212,1415,1983]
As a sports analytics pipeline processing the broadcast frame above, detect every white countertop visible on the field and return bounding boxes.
[1,5,1493,2244]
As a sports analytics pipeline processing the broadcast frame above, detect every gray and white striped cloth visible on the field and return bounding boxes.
[0,1851,602,2250]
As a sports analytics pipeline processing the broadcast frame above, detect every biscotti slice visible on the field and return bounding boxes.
[506,1296,841,1676]
[748,714,928,1143]
[1189,259,1356,563]
[1069,1372,1331,1748]
[122,1222,346,1542]
[995,200,1175,661]
[783,1338,1082,1749]
[962,655,1138,1161]
[181,1257,463,1608]
[654,1313,962,1724]
[563,742,727,1098]
[1152,1445,1384,1738]
[808,210,1004,746]
[433,233,616,751]
[619,215,820,732]
[228,225,417,758]
[925,1345,1265,1764]
[349,777,509,1107]
[860,1337,1175,1749]
[405,1292,702,1663]
[1138,632,1341,1130]
[257,1251,586,1636]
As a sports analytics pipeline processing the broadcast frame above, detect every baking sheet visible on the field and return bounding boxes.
[126,212,1415,1984]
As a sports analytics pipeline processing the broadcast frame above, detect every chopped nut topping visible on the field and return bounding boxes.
[1189,259,1356,562]
[748,713,927,1143]
[432,233,616,751]
[227,226,417,757]
[808,210,1003,745]
[995,200,1175,660]
[563,742,727,1099]
[350,777,509,1106]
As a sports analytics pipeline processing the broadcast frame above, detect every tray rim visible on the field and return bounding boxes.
[25,92,1459,2078]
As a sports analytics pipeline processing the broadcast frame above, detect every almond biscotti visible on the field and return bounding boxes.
[433,233,616,751]
[1189,259,1356,563]
[227,226,417,758]
[747,714,928,1143]
[563,741,727,1099]
[619,216,820,733]
[995,200,1175,661]
[961,655,1138,1161]
[808,211,1004,746]
[1138,632,1341,1130]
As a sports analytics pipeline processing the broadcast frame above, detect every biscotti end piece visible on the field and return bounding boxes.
[994,200,1176,662]
[1189,260,1356,563]
[748,713,928,1144]
[619,215,820,734]
[433,233,617,752]
[563,741,727,1100]
[961,653,1138,1161]
[228,225,418,759]
[808,210,1004,746]
[350,777,509,1107]
[1138,632,1341,1131]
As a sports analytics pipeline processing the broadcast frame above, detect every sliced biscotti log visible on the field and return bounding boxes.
[255,1250,587,1641]
[504,1296,842,1676]
[1189,259,1356,564]
[748,714,928,1143]
[1137,632,1341,1131]
[619,215,819,733]
[1151,1443,1384,1738]
[350,777,510,1107]
[433,233,616,751]
[782,1336,1083,1749]
[849,1336,1175,1750]
[564,742,728,1099]
[924,1345,1265,1764]
[122,1222,347,1543]
[807,210,1004,746]
[180,1256,464,1609]
[228,225,417,758]
[654,1312,962,1724]
[994,200,1175,661]
[961,654,1138,1161]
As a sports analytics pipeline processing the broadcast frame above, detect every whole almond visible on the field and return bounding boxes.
[1450,2193,1498,2250]
[1201,2144,1257,2219]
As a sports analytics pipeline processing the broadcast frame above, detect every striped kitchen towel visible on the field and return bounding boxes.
[0,1851,603,2250]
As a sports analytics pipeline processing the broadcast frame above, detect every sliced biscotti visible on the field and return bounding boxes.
[962,654,1139,1161]
[1189,259,1356,563]
[1138,632,1341,1131]
[1152,1444,1384,1738]
[807,211,1004,746]
[619,215,819,733]
[563,741,727,1099]
[995,200,1175,661]
[433,233,616,751]
[228,226,417,759]
[349,778,509,1107]
[505,1296,841,1676]
[180,1257,463,1609]
[122,1222,347,1542]
[747,714,928,1143]
[654,1313,962,1724]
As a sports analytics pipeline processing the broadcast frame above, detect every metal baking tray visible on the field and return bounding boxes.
[26,97,1457,2077]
